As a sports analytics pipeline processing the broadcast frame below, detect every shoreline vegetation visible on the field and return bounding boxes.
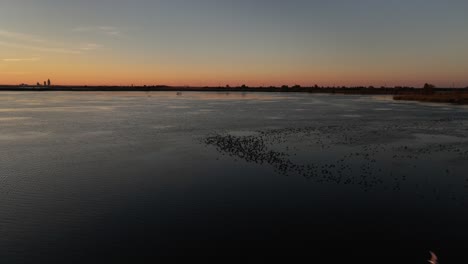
[1,84,468,104]
[393,93,468,104]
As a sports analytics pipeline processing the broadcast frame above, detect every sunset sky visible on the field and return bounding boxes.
[1,0,467,87]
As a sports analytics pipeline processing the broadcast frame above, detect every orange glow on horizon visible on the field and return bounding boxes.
[1,54,467,88]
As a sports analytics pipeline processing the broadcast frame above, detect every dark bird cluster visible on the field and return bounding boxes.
[204,120,468,198]
[204,127,389,191]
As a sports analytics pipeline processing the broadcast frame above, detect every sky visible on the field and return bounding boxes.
[0,0,467,87]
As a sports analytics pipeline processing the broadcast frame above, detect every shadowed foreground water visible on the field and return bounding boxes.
[0,92,467,263]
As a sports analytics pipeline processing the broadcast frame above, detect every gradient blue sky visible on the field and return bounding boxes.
[1,0,467,86]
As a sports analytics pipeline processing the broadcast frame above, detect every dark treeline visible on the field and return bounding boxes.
[1,84,468,95]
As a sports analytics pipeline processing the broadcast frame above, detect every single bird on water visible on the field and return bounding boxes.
[428,251,438,264]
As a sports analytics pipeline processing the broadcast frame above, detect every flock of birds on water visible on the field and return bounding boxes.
[204,116,468,203]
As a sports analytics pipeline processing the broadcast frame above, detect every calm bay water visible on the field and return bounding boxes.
[0,92,467,263]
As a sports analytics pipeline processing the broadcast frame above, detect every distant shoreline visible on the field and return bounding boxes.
[394,93,468,104]
[0,85,466,93]
[1,85,468,104]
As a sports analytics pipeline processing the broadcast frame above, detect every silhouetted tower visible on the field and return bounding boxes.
[47,79,51,87]
[44,81,47,86]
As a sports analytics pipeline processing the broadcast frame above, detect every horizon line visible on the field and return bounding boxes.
[2,84,468,89]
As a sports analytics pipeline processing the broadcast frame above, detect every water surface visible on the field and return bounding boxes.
[0,92,467,262]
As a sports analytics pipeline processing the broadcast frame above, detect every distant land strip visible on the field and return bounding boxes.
[1,85,468,104]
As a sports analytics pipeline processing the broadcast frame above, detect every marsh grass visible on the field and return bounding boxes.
[394,92,468,104]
